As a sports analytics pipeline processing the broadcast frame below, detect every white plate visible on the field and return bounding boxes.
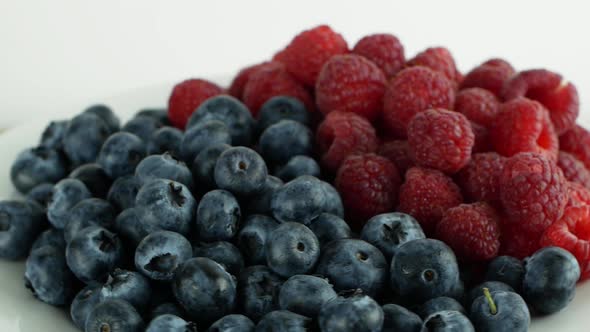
[0,80,589,331]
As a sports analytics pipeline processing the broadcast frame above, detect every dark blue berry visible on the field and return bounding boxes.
[259,120,313,165]
[146,314,197,332]
[214,146,268,196]
[237,215,279,265]
[181,120,231,163]
[360,212,425,260]
[193,241,244,276]
[10,146,67,193]
[278,274,336,317]
[242,176,283,216]
[418,297,466,319]
[68,163,112,198]
[25,245,75,305]
[275,155,320,182]
[148,126,183,156]
[99,268,151,311]
[196,189,241,242]
[315,239,388,298]
[26,183,54,209]
[265,222,319,278]
[114,207,152,245]
[47,178,92,229]
[390,239,461,304]
[484,255,524,292]
[136,153,193,189]
[0,200,45,259]
[187,95,255,146]
[83,104,121,134]
[136,108,170,125]
[271,175,326,224]
[39,120,69,149]
[64,198,116,243]
[122,115,163,142]
[319,181,344,218]
[422,310,474,332]
[31,228,65,252]
[318,292,384,332]
[85,299,144,332]
[107,175,142,210]
[191,143,231,190]
[257,96,309,133]
[467,281,514,309]
[382,303,422,332]
[135,230,192,281]
[308,213,351,248]
[70,283,102,329]
[522,246,580,314]
[470,290,530,332]
[98,132,146,179]
[66,225,123,283]
[173,257,237,324]
[256,310,311,332]
[63,112,110,166]
[208,314,255,332]
[237,265,284,321]
[151,302,184,320]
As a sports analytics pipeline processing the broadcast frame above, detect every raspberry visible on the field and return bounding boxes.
[560,124,590,170]
[377,140,414,176]
[460,58,515,97]
[334,153,401,226]
[454,88,500,127]
[567,181,590,208]
[315,111,379,171]
[242,62,314,116]
[397,166,463,234]
[167,79,223,129]
[227,61,273,98]
[499,222,542,259]
[502,69,579,134]
[383,67,455,137]
[557,152,590,189]
[315,54,387,121]
[436,202,501,262]
[406,47,460,83]
[499,152,568,234]
[407,109,474,174]
[273,25,348,87]
[489,98,558,160]
[540,205,590,280]
[470,121,492,153]
[457,152,506,204]
[352,33,405,77]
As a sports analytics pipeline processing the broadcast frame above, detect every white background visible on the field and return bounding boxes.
[0,0,589,127]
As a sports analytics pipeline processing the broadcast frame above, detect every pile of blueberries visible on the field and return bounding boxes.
[0,95,582,332]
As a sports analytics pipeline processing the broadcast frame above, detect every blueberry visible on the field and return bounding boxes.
[360,212,425,260]
[99,268,151,312]
[315,239,387,298]
[484,255,524,292]
[390,239,461,304]
[422,310,475,332]
[122,115,163,142]
[265,222,319,278]
[31,227,65,252]
[24,245,75,305]
[319,181,344,218]
[196,189,241,242]
[318,291,384,332]
[214,146,268,196]
[278,274,336,317]
[26,183,54,209]
[466,281,514,309]
[148,126,184,156]
[135,230,192,281]
[271,175,326,224]
[10,146,68,193]
[114,207,153,245]
[237,265,284,321]
[418,297,466,319]
[64,198,116,242]
[83,104,121,134]
[237,215,279,265]
[135,179,196,236]
[522,246,580,314]
[70,283,102,329]
[308,213,351,248]
[136,153,193,189]
[85,299,144,332]
[256,310,311,332]
[173,257,237,323]
[208,314,255,332]
[39,120,69,149]
[242,176,283,216]
[275,155,320,182]
[146,314,197,332]
[66,225,123,283]
[256,96,309,133]
[0,200,45,259]
[382,303,422,332]
[259,120,313,165]
[193,241,244,276]
[191,143,231,190]
[151,302,185,320]
[47,178,92,229]
[181,120,231,163]
[69,163,113,198]
[107,175,142,210]
[98,132,146,179]
[187,95,255,146]
[63,112,110,166]
[470,290,530,332]
[136,108,170,125]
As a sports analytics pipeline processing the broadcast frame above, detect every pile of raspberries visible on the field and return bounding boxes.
[168,25,590,280]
